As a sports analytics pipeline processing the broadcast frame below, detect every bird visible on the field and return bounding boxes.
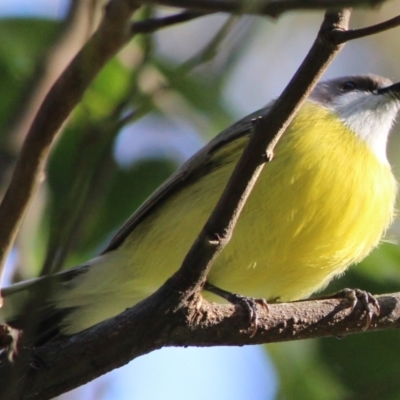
[0,74,399,351]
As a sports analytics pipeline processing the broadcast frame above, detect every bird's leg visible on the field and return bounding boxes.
[203,282,269,337]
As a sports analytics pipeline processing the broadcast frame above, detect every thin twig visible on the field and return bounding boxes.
[333,14,400,43]
[131,10,208,34]
[123,13,243,128]
[178,15,239,72]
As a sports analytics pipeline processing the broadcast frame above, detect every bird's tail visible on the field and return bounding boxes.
[0,267,86,359]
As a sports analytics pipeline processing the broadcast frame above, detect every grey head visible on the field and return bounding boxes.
[310,75,394,105]
[309,75,400,164]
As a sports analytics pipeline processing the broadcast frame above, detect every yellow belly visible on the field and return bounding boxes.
[58,102,397,333]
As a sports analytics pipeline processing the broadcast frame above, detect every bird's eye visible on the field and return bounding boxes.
[340,81,357,91]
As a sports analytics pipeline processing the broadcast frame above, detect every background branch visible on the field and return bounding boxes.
[132,0,388,16]
[5,0,103,153]
[131,10,208,33]
[0,0,102,213]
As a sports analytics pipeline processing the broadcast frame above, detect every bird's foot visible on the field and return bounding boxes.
[204,282,269,337]
[330,288,380,329]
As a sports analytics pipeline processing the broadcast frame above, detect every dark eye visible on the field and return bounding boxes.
[340,81,357,91]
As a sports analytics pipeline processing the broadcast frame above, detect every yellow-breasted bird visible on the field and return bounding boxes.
[1,75,399,348]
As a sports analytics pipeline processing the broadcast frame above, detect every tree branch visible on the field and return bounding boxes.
[332,14,400,42]
[131,10,208,34]
[2,289,400,400]
[131,0,387,17]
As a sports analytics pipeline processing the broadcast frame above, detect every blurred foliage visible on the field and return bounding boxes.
[0,19,59,135]
[2,6,400,400]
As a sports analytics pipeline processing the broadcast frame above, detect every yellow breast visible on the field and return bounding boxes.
[207,102,397,301]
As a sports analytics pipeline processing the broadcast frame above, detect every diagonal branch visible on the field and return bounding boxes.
[166,9,351,306]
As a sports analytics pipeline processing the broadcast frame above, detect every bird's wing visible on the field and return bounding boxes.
[101,106,271,254]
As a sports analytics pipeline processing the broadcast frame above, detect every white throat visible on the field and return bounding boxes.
[330,91,399,164]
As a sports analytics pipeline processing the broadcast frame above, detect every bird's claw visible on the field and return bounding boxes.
[336,288,380,329]
[227,294,269,337]
[203,282,269,337]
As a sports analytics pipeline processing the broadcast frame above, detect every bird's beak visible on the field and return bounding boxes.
[376,82,400,99]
